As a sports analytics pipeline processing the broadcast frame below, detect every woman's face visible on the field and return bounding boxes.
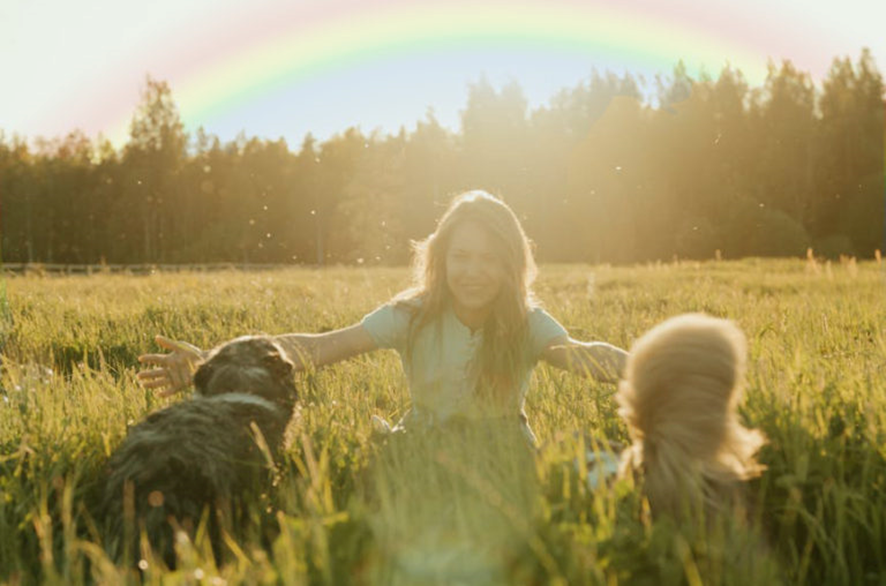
[445,220,505,314]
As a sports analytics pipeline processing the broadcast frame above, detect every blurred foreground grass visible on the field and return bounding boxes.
[1,259,885,584]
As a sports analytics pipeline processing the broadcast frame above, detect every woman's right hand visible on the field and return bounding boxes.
[137,335,205,397]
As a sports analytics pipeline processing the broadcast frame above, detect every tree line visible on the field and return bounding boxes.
[1,50,883,265]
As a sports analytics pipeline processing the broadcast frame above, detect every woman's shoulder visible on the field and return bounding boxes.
[524,303,569,356]
[361,292,424,350]
[390,290,424,312]
[526,303,568,334]
[526,303,554,319]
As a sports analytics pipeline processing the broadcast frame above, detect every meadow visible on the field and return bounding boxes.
[1,259,885,585]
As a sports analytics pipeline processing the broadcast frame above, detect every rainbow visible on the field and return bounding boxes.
[104,0,811,144]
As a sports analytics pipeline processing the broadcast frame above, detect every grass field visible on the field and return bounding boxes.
[1,259,885,585]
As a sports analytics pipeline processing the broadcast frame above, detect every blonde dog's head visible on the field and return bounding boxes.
[617,314,765,518]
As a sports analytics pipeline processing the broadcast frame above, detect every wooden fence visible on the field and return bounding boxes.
[1,263,299,276]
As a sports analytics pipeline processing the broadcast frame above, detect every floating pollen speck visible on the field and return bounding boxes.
[148,490,164,507]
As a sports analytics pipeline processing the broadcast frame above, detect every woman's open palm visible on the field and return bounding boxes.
[137,335,204,397]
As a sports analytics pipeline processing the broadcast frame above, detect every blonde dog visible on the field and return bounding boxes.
[615,313,765,520]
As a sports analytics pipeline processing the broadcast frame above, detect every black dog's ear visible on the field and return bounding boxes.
[262,352,294,380]
[193,362,215,395]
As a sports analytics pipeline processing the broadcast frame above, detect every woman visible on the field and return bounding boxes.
[138,190,628,445]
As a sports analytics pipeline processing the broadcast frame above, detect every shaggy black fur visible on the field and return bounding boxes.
[102,335,298,567]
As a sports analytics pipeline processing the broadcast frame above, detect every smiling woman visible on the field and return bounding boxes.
[445,221,506,323]
[138,189,628,444]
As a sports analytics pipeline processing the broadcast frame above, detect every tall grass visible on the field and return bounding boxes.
[1,260,884,584]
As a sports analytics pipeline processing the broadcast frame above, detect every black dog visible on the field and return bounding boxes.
[102,335,298,567]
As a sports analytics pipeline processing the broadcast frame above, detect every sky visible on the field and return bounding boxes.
[2,0,884,149]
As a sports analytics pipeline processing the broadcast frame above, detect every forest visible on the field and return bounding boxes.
[1,50,883,265]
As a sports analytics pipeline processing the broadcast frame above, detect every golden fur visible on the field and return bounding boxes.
[616,314,766,519]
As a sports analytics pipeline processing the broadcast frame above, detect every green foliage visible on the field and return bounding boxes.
[1,52,883,265]
[1,261,885,584]
[722,200,812,258]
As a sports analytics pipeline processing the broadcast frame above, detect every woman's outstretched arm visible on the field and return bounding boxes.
[274,324,378,371]
[541,337,628,383]
[137,324,378,396]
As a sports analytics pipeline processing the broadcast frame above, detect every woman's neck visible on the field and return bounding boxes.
[451,300,491,332]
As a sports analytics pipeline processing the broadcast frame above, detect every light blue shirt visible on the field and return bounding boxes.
[361,301,568,439]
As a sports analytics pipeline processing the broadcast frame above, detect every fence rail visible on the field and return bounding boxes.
[1,263,300,276]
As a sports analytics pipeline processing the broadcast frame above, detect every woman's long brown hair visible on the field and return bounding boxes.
[396,190,538,411]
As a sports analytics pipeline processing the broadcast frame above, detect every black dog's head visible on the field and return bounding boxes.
[193,336,297,410]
